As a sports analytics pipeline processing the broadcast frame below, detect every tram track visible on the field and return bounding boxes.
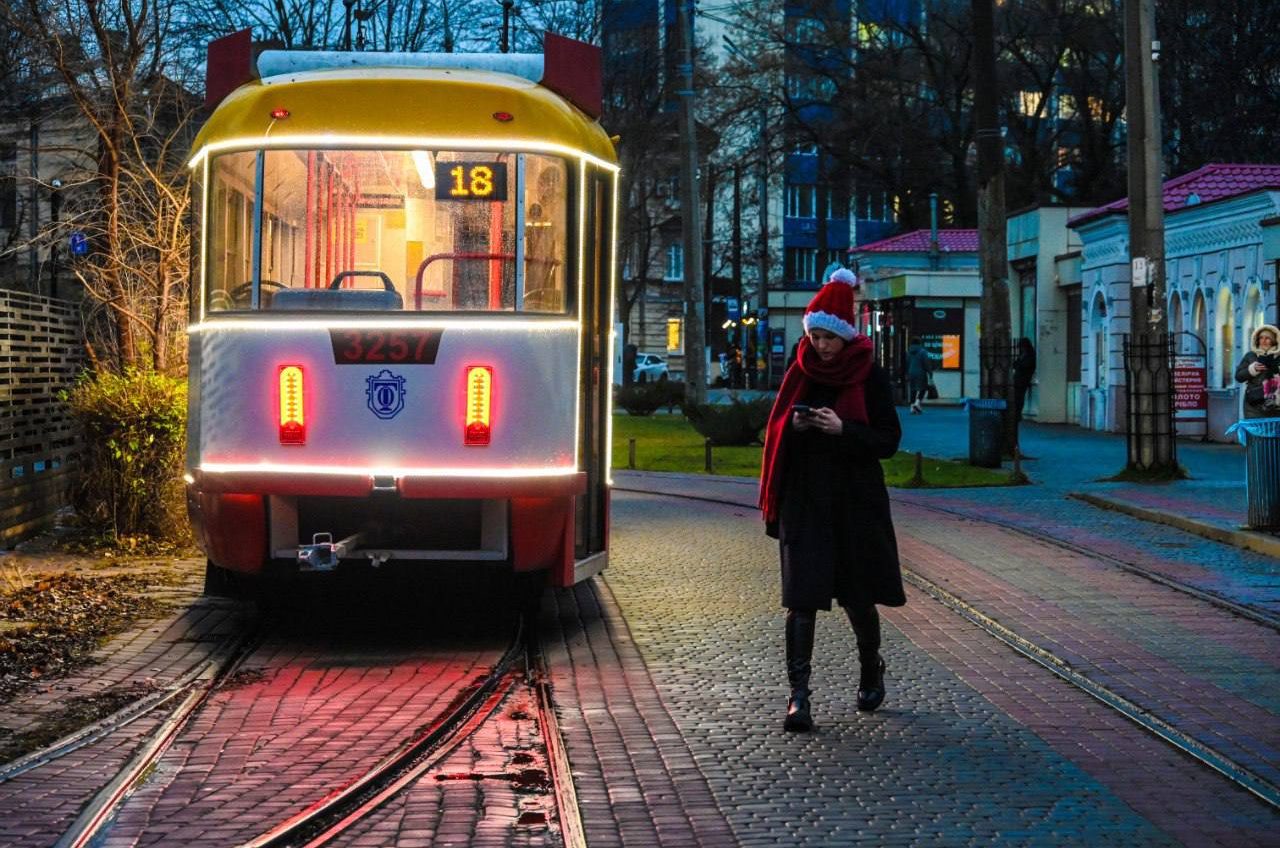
[52,624,266,848]
[41,608,584,848]
[617,484,1280,813]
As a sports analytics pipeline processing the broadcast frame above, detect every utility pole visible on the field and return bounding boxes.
[1123,0,1175,474]
[972,0,1014,448]
[500,0,514,53]
[757,106,770,386]
[676,0,707,403]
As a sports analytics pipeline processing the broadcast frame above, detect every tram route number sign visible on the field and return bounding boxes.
[329,329,443,365]
[1173,356,1206,412]
[435,162,508,201]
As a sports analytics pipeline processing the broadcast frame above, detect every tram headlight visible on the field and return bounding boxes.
[464,365,492,446]
[279,364,306,445]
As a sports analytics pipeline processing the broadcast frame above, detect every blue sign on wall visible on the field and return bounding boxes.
[69,232,89,256]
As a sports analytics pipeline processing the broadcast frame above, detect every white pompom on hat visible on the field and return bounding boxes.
[802,268,859,340]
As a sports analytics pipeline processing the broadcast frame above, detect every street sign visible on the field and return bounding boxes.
[69,232,88,256]
[1131,256,1148,288]
[727,297,740,321]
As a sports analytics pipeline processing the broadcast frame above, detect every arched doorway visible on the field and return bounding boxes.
[1090,290,1108,388]
[1216,286,1234,388]
[1169,291,1184,351]
[1244,283,1264,347]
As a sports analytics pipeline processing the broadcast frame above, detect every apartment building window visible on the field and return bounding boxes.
[665,243,684,280]
[786,184,816,218]
[0,143,16,230]
[786,247,818,284]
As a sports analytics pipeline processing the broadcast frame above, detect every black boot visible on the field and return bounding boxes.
[784,609,816,732]
[846,605,886,712]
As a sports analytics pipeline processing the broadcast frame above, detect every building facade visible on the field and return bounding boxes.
[1068,163,1280,441]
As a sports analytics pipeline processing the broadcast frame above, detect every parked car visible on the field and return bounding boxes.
[633,352,669,383]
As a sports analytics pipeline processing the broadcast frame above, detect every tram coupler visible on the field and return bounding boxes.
[296,531,365,572]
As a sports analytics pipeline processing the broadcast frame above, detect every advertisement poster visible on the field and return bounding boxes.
[911,307,964,370]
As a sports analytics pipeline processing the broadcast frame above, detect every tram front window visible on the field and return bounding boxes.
[204,149,569,314]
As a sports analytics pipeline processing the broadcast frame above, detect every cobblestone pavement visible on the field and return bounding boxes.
[0,596,246,848]
[590,485,1278,846]
[101,606,514,847]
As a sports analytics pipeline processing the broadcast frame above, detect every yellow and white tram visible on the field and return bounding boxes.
[186,34,616,592]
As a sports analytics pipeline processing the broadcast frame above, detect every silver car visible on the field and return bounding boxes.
[633,352,669,383]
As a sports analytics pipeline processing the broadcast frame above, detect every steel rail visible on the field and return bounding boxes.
[0,607,256,783]
[52,625,264,848]
[616,484,1280,812]
[528,632,588,848]
[894,493,1280,632]
[239,622,526,848]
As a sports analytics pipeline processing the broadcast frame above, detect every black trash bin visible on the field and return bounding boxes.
[1228,418,1280,531]
[965,398,1007,468]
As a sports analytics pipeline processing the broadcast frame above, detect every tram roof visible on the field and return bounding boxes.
[190,67,618,168]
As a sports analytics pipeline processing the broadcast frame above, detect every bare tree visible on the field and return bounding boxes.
[1,0,200,373]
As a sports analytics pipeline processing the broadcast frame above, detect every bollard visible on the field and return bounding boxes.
[910,451,925,486]
[704,438,713,473]
[628,438,636,470]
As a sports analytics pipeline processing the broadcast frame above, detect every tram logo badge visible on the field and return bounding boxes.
[366,370,406,420]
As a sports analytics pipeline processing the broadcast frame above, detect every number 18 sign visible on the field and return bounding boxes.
[435,161,508,201]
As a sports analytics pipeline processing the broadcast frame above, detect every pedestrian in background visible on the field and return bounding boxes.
[1013,337,1037,422]
[905,339,934,414]
[759,268,906,733]
[1235,324,1280,419]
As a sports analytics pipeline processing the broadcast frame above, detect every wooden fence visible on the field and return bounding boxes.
[0,288,82,547]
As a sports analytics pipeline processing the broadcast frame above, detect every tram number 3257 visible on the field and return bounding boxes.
[328,329,444,365]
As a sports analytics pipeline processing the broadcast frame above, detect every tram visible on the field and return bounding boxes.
[185,33,616,593]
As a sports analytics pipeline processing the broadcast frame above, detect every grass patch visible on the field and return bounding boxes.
[612,414,1016,487]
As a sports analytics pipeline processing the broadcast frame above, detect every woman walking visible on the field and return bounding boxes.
[1235,324,1280,419]
[760,268,907,732]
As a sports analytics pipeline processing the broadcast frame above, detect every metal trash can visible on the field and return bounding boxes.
[965,398,1007,469]
[1226,418,1280,530]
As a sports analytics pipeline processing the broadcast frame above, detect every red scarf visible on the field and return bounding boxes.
[758,334,874,524]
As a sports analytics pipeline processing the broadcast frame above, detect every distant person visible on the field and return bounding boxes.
[787,339,800,369]
[1013,337,1037,421]
[905,339,934,414]
[759,268,906,733]
[1236,324,1280,419]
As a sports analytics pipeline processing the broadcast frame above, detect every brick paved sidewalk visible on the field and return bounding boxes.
[589,488,1278,845]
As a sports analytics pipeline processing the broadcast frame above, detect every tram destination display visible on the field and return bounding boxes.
[435,161,508,201]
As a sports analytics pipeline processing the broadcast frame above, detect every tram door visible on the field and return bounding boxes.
[576,169,613,559]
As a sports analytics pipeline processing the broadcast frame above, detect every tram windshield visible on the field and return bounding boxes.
[204,149,569,314]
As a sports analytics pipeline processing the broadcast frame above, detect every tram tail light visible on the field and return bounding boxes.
[278,365,306,445]
[464,365,493,446]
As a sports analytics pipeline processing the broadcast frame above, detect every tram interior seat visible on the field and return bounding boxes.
[270,289,403,311]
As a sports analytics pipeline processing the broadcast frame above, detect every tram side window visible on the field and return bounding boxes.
[523,156,567,313]
[206,151,258,311]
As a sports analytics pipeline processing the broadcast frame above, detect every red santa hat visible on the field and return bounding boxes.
[802,268,860,340]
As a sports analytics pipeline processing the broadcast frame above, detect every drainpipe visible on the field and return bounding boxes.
[929,192,940,271]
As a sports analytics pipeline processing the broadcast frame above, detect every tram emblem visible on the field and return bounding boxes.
[365,370,406,420]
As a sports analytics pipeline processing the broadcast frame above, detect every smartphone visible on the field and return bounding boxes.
[791,404,813,416]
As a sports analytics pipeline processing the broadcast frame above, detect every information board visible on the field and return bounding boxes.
[1173,355,1207,413]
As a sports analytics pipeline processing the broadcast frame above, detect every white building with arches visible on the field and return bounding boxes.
[1068,164,1280,441]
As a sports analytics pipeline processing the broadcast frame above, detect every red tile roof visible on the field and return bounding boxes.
[1069,163,1280,227]
[849,229,979,253]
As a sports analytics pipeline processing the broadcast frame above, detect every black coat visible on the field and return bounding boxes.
[776,365,906,611]
[1236,351,1280,419]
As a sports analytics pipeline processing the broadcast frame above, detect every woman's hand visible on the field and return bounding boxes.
[809,407,843,435]
[1250,361,1266,376]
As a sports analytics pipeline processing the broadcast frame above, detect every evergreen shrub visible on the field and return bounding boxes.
[683,394,775,445]
[62,369,188,541]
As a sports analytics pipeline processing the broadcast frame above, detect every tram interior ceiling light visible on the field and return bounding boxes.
[270,108,291,120]
[278,364,306,445]
[464,365,493,446]
[411,150,436,190]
